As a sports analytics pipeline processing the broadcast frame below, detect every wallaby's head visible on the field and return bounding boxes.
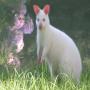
[33,5,50,30]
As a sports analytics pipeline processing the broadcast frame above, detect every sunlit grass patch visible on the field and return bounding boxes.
[0,68,89,90]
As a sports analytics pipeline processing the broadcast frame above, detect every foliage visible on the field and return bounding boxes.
[0,66,90,90]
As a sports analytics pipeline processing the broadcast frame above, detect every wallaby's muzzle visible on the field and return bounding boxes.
[39,23,43,30]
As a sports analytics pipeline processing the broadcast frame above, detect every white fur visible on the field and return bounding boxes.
[35,8,82,82]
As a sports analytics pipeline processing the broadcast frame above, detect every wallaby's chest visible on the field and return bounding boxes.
[37,31,47,47]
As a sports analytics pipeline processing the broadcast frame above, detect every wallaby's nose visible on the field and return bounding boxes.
[39,23,43,30]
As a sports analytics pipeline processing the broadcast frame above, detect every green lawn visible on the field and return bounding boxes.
[0,65,90,90]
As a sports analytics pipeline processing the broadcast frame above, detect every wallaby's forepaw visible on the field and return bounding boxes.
[37,56,43,64]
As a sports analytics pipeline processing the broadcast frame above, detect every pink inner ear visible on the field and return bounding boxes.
[43,5,50,15]
[33,5,40,15]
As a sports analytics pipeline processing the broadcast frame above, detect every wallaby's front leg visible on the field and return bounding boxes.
[37,46,48,64]
[37,48,42,64]
[40,47,48,63]
[37,42,43,64]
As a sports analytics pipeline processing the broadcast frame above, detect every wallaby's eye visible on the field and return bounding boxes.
[37,18,39,22]
[43,18,45,22]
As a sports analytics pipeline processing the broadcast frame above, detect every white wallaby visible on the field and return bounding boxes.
[33,4,82,83]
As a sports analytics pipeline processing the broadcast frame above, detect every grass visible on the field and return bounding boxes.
[0,65,90,90]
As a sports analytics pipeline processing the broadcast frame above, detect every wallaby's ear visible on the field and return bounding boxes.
[43,4,50,15]
[33,5,40,15]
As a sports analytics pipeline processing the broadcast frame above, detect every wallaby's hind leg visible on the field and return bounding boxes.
[48,63,59,81]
